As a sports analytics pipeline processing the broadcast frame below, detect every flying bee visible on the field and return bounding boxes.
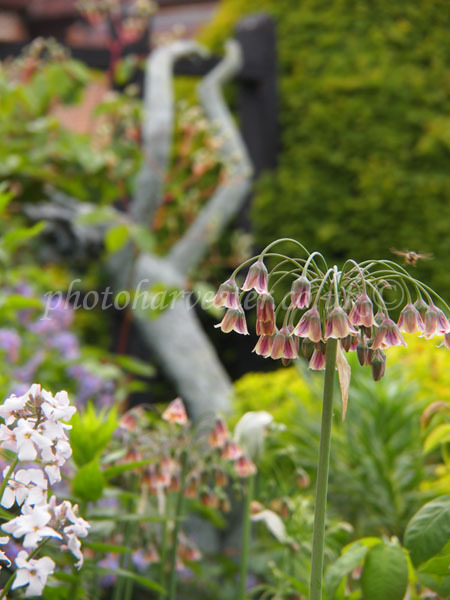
[390,248,433,267]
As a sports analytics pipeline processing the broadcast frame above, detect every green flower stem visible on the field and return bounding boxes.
[0,538,49,600]
[309,338,338,600]
[167,450,188,600]
[158,518,169,600]
[0,457,18,504]
[238,473,254,600]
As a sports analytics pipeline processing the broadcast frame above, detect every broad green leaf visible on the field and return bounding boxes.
[404,495,450,566]
[418,573,450,598]
[105,223,129,253]
[418,554,450,577]
[325,543,368,599]
[424,424,450,454]
[72,459,105,502]
[361,542,408,600]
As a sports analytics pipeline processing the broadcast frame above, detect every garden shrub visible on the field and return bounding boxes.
[201,0,450,297]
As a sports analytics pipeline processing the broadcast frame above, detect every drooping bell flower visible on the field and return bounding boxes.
[371,349,386,381]
[325,306,357,339]
[293,307,322,343]
[397,303,424,334]
[348,294,374,328]
[374,311,386,326]
[215,308,248,335]
[252,334,273,358]
[221,440,244,460]
[290,276,311,309]
[162,398,188,426]
[438,333,450,349]
[213,278,240,309]
[270,329,287,360]
[309,345,326,370]
[241,259,268,294]
[372,318,407,349]
[234,455,257,478]
[423,304,450,338]
[208,418,229,449]
[256,293,276,335]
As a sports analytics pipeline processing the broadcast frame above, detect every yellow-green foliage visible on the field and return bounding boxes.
[232,365,318,425]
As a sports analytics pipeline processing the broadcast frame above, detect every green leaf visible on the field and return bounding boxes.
[0,294,43,311]
[325,543,369,600]
[419,554,450,577]
[105,223,130,253]
[72,459,105,503]
[84,542,132,555]
[103,458,157,480]
[361,542,408,600]
[424,424,450,454]
[113,354,155,377]
[404,495,450,566]
[1,221,46,251]
[70,404,118,467]
[86,566,164,593]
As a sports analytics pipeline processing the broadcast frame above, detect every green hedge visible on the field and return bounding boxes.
[201,0,450,297]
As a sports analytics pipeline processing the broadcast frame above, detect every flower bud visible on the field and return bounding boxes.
[301,338,314,359]
[290,276,311,309]
[241,259,268,294]
[356,339,370,366]
[308,346,326,370]
[371,349,386,381]
[414,298,429,316]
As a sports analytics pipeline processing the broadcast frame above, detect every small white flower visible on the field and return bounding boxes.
[12,550,55,597]
[41,389,76,423]
[14,419,52,462]
[0,424,17,453]
[1,468,47,509]
[2,505,62,549]
[0,385,41,426]
[0,535,11,567]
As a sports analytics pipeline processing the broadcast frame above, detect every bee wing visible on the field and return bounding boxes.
[417,252,433,260]
[390,248,407,257]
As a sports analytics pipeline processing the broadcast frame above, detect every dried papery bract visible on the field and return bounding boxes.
[214,238,450,600]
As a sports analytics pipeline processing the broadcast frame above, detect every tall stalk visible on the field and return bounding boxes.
[167,450,188,600]
[238,473,254,600]
[309,338,338,600]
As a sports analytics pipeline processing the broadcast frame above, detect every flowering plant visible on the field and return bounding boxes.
[0,384,89,598]
[214,238,450,600]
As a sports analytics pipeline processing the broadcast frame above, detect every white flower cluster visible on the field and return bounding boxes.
[0,384,90,597]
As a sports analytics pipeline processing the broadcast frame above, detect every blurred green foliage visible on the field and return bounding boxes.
[201,0,450,297]
[233,335,450,538]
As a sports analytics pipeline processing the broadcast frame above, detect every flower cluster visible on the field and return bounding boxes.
[214,240,450,380]
[0,385,90,596]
